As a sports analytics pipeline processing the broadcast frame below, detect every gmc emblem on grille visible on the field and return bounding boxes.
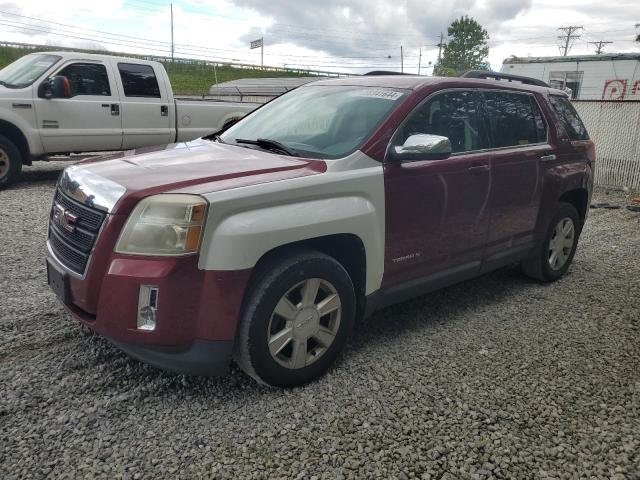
[52,204,78,233]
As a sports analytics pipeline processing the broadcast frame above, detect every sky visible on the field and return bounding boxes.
[0,0,638,74]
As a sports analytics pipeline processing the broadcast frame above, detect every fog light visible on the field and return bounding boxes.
[137,285,159,331]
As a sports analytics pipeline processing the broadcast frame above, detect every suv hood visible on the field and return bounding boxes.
[59,139,326,214]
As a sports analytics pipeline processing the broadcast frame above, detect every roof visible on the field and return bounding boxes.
[503,53,640,64]
[29,51,160,65]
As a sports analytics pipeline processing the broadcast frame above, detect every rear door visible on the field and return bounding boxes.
[383,89,492,288]
[35,60,122,153]
[115,62,173,149]
[480,90,549,268]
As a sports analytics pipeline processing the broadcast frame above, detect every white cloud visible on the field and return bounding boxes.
[0,0,638,73]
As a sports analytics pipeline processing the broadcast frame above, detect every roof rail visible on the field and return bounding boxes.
[364,70,413,76]
[460,70,550,88]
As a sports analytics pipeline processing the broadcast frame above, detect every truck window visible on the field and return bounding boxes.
[484,91,546,147]
[56,63,111,97]
[397,90,488,154]
[117,63,161,98]
[548,95,589,140]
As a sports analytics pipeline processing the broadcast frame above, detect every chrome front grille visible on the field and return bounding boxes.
[48,189,107,274]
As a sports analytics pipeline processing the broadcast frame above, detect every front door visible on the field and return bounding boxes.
[382,90,492,289]
[114,62,173,149]
[35,61,122,153]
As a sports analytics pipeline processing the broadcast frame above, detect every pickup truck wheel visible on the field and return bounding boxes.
[522,203,581,282]
[234,249,356,387]
[0,135,22,188]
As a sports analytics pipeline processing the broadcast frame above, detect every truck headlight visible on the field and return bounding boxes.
[115,194,208,256]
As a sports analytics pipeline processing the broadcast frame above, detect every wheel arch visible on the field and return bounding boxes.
[0,120,31,165]
[558,187,589,226]
[250,234,368,320]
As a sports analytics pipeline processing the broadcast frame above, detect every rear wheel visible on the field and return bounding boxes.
[0,135,22,188]
[522,203,581,282]
[234,249,356,387]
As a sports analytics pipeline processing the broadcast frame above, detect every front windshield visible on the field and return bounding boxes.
[0,54,61,89]
[220,85,408,159]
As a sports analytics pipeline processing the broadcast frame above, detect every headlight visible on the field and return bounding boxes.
[115,194,208,256]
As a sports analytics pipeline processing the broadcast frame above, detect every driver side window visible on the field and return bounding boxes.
[55,63,111,97]
[396,90,488,154]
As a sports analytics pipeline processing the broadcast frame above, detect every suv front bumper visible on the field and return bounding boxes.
[48,251,252,376]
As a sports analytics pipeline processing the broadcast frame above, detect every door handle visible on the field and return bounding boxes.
[101,103,109,108]
[160,105,168,116]
[540,154,557,162]
[110,104,120,116]
[468,163,490,174]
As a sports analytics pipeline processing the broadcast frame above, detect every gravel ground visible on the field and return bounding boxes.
[1,161,639,479]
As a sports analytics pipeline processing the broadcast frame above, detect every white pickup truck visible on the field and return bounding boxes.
[0,51,258,186]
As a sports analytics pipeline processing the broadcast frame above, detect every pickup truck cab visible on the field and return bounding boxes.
[46,73,595,387]
[0,51,257,186]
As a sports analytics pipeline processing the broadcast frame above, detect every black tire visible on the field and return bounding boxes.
[234,248,356,387]
[0,134,22,188]
[522,203,581,282]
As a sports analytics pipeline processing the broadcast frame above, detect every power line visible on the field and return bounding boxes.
[557,26,583,56]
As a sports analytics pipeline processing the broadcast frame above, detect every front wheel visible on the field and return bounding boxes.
[234,249,356,387]
[0,134,22,188]
[522,203,581,282]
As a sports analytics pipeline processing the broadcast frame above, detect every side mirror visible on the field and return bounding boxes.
[39,76,71,99]
[388,134,452,162]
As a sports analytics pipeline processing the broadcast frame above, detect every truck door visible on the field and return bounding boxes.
[34,61,122,153]
[115,62,173,149]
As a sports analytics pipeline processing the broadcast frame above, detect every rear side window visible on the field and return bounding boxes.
[484,91,546,147]
[397,90,488,154]
[118,63,161,98]
[548,95,589,140]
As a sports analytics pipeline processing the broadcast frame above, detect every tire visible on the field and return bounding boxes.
[234,248,356,387]
[0,134,22,188]
[522,203,581,282]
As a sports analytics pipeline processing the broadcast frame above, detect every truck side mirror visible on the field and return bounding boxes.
[39,76,71,99]
[388,134,452,162]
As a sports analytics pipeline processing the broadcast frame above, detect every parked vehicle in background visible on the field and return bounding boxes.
[46,71,594,387]
[0,51,258,187]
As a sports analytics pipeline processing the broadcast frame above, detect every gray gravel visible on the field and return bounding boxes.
[1,161,639,479]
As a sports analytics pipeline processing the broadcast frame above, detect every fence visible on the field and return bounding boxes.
[573,100,640,190]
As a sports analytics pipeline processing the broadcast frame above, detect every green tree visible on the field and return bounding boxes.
[435,16,490,76]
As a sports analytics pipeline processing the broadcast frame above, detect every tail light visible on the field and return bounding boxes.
[586,139,596,163]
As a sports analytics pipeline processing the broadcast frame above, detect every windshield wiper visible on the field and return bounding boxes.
[235,138,299,157]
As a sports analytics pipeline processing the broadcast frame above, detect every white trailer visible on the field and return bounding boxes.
[500,53,640,101]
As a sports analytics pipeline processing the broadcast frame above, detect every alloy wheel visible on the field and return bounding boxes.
[548,217,575,270]
[0,148,9,180]
[267,278,342,369]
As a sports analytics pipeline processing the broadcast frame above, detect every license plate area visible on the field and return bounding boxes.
[47,259,69,304]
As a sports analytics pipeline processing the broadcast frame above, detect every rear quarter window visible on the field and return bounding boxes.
[548,95,589,140]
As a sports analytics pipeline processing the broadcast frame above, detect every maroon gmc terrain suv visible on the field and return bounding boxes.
[47,71,595,386]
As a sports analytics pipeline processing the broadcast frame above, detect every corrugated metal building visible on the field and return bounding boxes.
[501,53,640,100]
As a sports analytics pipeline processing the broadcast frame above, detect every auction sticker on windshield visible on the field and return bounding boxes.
[356,89,404,101]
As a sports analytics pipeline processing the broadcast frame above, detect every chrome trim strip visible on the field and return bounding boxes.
[58,165,126,213]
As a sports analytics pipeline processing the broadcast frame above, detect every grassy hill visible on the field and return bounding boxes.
[0,44,315,96]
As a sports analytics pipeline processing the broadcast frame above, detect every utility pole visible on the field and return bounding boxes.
[400,45,403,73]
[170,3,174,61]
[589,40,613,54]
[418,48,422,75]
[437,32,444,63]
[557,26,583,56]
